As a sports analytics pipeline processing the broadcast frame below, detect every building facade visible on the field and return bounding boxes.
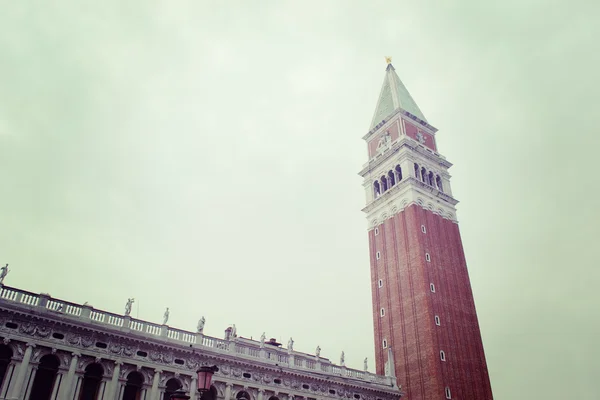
[360,62,494,399]
[0,285,400,400]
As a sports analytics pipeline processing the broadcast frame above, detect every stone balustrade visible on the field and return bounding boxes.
[0,285,394,387]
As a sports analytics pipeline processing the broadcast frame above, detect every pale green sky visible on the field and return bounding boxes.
[1,1,599,399]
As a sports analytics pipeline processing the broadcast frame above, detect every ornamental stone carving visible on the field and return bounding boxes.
[67,333,80,346]
[81,336,94,348]
[162,352,173,363]
[18,322,35,335]
[186,357,199,370]
[150,350,161,362]
[35,325,51,338]
[123,345,135,356]
[109,343,122,354]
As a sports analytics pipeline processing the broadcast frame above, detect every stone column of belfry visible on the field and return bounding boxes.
[7,342,34,399]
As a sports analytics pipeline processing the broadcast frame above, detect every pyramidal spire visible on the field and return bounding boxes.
[369,61,427,130]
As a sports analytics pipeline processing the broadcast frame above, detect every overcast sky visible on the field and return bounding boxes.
[1,1,599,399]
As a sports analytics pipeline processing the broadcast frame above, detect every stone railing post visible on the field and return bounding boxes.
[14,292,24,303]
[160,325,168,338]
[38,293,50,309]
[123,316,132,331]
[194,332,203,348]
[81,303,93,319]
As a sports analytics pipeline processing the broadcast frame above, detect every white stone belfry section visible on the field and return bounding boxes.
[360,64,459,229]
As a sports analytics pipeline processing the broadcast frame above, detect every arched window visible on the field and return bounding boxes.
[428,171,434,186]
[163,378,182,400]
[0,345,13,393]
[380,176,388,192]
[79,363,104,400]
[387,170,395,187]
[28,354,60,400]
[436,175,444,192]
[420,167,427,183]
[395,165,402,182]
[200,385,218,400]
[236,390,251,400]
[122,371,144,400]
[373,181,381,198]
[414,163,420,178]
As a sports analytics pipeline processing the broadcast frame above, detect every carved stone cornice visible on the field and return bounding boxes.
[0,301,399,399]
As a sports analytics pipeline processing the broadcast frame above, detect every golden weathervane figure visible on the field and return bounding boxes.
[385,56,392,64]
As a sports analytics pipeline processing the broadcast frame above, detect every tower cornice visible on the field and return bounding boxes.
[358,137,452,178]
[364,108,438,142]
[361,176,458,215]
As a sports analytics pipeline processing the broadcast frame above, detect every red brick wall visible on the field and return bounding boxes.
[368,120,401,158]
[403,120,437,152]
[369,205,493,400]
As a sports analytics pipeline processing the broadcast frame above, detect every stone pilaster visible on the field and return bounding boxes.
[149,368,162,400]
[57,352,79,399]
[7,342,34,400]
[106,360,123,400]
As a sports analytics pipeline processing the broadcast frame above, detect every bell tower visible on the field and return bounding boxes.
[360,61,493,400]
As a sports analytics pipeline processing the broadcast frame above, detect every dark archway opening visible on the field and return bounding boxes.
[388,171,395,187]
[395,165,402,182]
[236,390,251,400]
[200,385,218,400]
[79,363,104,400]
[163,378,182,400]
[373,181,380,198]
[0,344,12,392]
[28,354,60,400]
[122,371,144,400]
